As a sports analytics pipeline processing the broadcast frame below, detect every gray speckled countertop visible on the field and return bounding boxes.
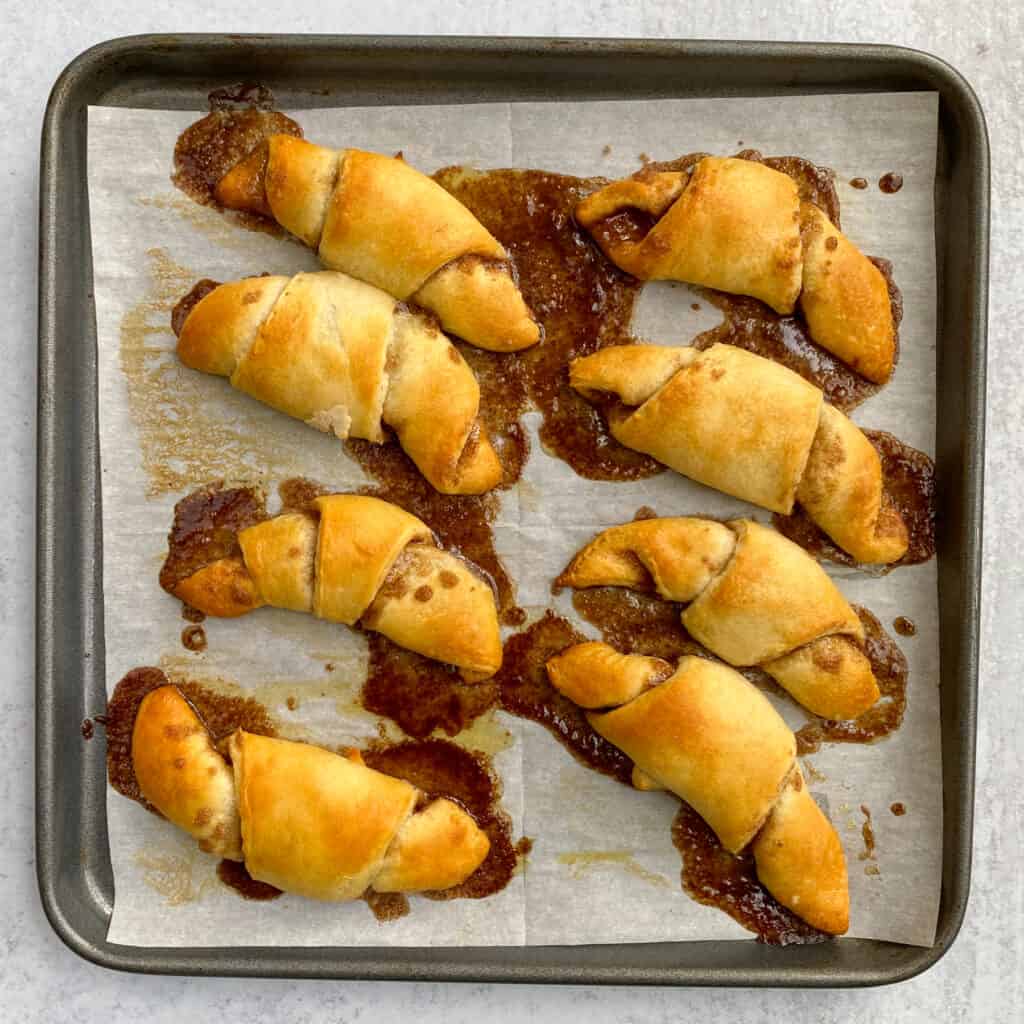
[3,4,1020,1020]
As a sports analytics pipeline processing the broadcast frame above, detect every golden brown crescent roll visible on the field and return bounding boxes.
[130,689,490,901]
[175,270,502,496]
[799,203,896,385]
[559,516,880,721]
[164,493,503,681]
[794,403,910,566]
[215,135,539,352]
[575,156,896,383]
[131,686,243,859]
[576,157,804,313]
[373,796,492,894]
[546,641,674,709]
[227,731,489,900]
[750,768,849,935]
[570,342,908,564]
[545,645,849,934]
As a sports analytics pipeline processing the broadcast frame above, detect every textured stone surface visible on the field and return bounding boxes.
[2,2,1020,1020]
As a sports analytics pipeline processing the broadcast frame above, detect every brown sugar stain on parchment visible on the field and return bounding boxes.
[558,850,672,890]
[134,847,217,907]
[137,194,309,257]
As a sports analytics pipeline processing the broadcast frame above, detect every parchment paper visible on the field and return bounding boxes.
[87,91,941,948]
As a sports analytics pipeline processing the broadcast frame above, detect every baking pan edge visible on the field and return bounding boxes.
[37,33,988,986]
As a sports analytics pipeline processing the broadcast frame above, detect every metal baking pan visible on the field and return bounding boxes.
[37,34,987,986]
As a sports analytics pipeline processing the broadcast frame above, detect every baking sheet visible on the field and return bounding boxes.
[87,91,941,948]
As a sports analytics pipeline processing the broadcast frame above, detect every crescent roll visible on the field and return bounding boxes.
[571,342,908,564]
[215,135,539,352]
[576,156,896,383]
[559,516,880,721]
[131,685,243,859]
[545,645,849,934]
[130,687,490,900]
[175,270,502,495]
[165,493,503,681]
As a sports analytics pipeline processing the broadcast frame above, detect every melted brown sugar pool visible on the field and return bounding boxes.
[174,121,899,475]
[105,668,518,914]
[691,254,901,413]
[274,469,530,741]
[172,85,301,229]
[671,803,827,945]
[172,103,909,423]
[365,609,637,789]
[474,600,836,944]
[495,611,636,785]
[151,473,904,937]
[105,667,277,811]
[159,482,266,593]
[165,116,923,933]
[434,166,658,481]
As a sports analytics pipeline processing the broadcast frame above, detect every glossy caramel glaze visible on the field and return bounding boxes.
[774,430,936,568]
[494,612,635,785]
[159,484,266,593]
[692,291,882,412]
[692,253,901,413]
[308,445,526,732]
[361,636,498,739]
[758,152,842,225]
[162,475,520,624]
[571,587,705,663]
[275,475,329,513]
[569,587,905,748]
[172,107,301,216]
[879,172,904,194]
[672,802,828,945]
[363,890,410,921]
[364,608,638,785]
[434,167,659,481]
[579,150,907,411]
[217,859,282,901]
[169,112,911,472]
[161,479,518,743]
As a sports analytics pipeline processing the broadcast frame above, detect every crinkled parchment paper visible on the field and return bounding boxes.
[87,91,940,947]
